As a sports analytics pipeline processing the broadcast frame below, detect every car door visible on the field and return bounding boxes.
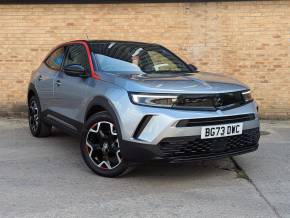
[36,47,65,111]
[52,44,91,126]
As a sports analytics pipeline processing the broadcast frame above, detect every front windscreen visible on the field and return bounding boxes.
[90,42,191,74]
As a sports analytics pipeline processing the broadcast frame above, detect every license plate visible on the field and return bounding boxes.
[201,123,243,139]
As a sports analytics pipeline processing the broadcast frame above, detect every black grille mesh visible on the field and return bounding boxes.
[159,128,259,160]
[176,114,255,127]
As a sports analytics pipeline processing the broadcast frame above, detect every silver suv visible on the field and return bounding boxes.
[27,40,260,177]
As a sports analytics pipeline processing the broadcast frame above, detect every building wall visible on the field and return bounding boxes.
[0,1,289,118]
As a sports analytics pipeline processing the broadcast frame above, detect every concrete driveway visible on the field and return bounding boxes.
[0,118,289,218]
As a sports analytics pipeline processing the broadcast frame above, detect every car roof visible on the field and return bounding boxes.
[67,39,161,47]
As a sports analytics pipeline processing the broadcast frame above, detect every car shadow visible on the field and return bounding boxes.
[122,159,235,180]
[22,126,236,181]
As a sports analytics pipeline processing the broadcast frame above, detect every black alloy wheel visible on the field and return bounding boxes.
[28,96,51,137]
[81,112,128,177]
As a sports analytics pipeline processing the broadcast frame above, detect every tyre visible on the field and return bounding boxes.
[28,96,52,137]
[80,112,128,177]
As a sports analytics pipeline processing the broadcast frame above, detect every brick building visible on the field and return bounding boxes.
[0,1,289,118]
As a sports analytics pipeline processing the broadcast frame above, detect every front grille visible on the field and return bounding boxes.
[158,128,260,161]
[173,92,246,111]
[176,114,255,127]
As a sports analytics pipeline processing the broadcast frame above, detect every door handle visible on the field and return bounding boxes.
[38,75,43,81]
[55,80,62,86]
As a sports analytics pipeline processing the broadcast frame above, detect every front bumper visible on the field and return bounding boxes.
[117,100,260,163]
[120,127,260,163]
[118,100,259,144]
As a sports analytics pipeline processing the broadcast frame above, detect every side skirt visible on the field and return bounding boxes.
[42,110,84,137]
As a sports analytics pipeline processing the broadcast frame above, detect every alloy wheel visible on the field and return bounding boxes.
[29,99,39,132]
[85,121,122,170]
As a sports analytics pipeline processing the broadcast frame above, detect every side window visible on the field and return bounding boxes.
[63,45,90,73]
[45,47,65,70]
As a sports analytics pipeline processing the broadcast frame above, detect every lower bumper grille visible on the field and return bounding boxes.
[158,128,260,161]
[176,113,255,127]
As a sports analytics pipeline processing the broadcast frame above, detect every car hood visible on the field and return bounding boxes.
[103,71,249,94]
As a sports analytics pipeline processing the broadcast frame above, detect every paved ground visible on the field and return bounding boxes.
[0,118,289,218]
[235,121,290,218]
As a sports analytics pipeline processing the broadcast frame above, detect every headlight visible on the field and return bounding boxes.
[129,93,178,107]
[242,90,253,102]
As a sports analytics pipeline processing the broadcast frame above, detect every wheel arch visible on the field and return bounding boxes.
[84,96,123,139]
[27,83,39,103]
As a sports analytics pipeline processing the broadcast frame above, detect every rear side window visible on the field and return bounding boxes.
[63,44,90,73]
[45,47,65,70]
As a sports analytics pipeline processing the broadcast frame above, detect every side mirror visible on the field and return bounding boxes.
[188,64,198,73]
[63,64,89,78]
